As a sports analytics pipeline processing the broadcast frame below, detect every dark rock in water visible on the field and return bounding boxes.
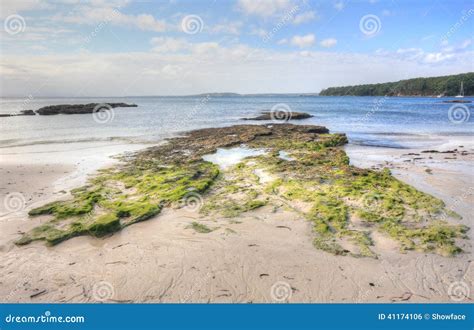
[1,103,137,117]
[422,149,458,154]
[241,111,313,121]
[442,100,472,103]
[36,103,137,115]
[20,110,36,115]
[0,109,36,117]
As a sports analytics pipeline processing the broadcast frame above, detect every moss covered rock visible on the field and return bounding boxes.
[18,124,468,256]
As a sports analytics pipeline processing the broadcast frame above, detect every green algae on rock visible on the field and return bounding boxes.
[19,124,468,257]
[188,222,215,233]
[20,161,218,245]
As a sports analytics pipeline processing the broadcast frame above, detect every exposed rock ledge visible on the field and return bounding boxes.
[17,123,468,259]
[0,103,137,117]
[241,111,313,121]
[0,110,36,117]
[442,100,472,104]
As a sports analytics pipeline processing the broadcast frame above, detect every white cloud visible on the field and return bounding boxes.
[30,45,48,51]
[161,64,183,77]
[151,37,189,53]
[236,0,293,17]
[387,43,472,64]
[0,23,83,55]
[210,21,243,35]
[1,1,473,96]
[135,14,167,32]
[2,47,473,96]
[192,42,219,55]
[320,38,337,48]
[334,1,345,11]
[396,48,422,54]
[290,34,315,48]
[292,11,317,24]
[250,28,269,38]
[53,5,167,32]
[395,48,424,61]
[423,52,453,63]
[421,34,435,42]
[460,39,472,49]
[150,38,221,56]
[0,0,53,18]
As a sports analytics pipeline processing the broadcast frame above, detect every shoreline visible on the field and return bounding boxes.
[0,141,150,247]
[0,124,472,303]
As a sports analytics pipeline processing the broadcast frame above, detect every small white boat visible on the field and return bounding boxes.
[455,81,464,98]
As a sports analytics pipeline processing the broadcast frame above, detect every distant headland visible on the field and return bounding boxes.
[319,72,473,97]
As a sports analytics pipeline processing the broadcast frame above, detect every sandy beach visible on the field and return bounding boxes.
[2,2,473,328]
[0,128,472,303]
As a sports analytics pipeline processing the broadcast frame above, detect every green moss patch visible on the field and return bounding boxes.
[21,160,218,245]
[188,222,214,233]
[18,124,468,256]
[242,132,466,257]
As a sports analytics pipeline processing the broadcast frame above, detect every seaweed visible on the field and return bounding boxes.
[18,124,467,256]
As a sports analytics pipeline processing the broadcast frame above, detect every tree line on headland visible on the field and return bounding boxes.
[319,72,473,97]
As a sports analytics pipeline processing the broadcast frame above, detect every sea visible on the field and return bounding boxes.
[1,95,473,153]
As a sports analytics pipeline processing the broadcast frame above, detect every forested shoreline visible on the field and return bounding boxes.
[320,72,474,96]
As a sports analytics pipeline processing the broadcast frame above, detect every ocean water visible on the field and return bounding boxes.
[203,147,266,169]
[0,96,473,151]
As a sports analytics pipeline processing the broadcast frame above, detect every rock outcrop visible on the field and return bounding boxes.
[35,103,137,115]
[442,100,472,103]
[0,110,36,117]
[0,103,137,117]
[241,111,313,121]
[19,123,467,259]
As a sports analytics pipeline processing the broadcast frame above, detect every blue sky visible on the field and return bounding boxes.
[1,0,473,96]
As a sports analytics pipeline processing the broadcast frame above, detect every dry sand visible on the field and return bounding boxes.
[0,141,472,303]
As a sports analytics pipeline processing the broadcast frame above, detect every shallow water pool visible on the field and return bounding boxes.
[202,146,266,169]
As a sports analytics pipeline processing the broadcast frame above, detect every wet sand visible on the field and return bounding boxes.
[0,142,149,245]
[0,139,472,303]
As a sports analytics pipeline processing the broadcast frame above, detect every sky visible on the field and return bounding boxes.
[0,0,473,97]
